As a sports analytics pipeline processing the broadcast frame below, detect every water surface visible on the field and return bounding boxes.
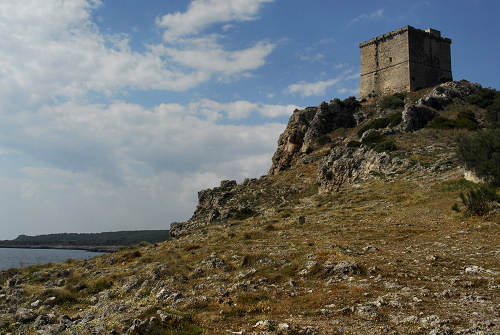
[0,248,104,271]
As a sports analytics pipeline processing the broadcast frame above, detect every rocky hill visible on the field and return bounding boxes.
[1,81,499,335]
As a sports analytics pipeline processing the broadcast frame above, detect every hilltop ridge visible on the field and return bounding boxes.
[1,80,499,335]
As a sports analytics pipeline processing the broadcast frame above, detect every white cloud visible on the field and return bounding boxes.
[0,0,276,109]
[286,68,361,97]
[190,99,298,120]
[286,78,342,97]
[163,37,275,79]
[350,9,384,25]
[0,0,282,238]
[298,53,325,63]
[157,0,274,41]
[0,98,292,238]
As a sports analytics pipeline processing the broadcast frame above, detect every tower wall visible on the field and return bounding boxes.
[359,26,452,98]
[408,28,452,91]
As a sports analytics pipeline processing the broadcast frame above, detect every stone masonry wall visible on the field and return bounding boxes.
[408,28,452,90]
[360,28,410,98]
[359,26,452,98]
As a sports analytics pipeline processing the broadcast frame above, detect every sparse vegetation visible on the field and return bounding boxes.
[457,129,500,184]
[460,184,498,216]
[380,92,405,110]
[427,110,479,130]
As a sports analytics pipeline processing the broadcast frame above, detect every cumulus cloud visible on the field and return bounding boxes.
[162,37,275,79]
[286,78,342,97]
[0,0,276,109]
[286,69,360,98]
[0,98,291,238]
[0,0,284,238]
[157,0,274,41]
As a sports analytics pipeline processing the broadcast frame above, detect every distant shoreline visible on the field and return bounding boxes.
[0,245,118,253]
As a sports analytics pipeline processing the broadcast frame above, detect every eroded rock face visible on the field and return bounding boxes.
[269,100,357,175]
[317,145,407,191]
[419,80,481,110]
[401,80,481,132]
[401,104,436,132]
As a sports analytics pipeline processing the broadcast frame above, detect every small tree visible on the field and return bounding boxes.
[456,129,500,185]
[460,184,498,216]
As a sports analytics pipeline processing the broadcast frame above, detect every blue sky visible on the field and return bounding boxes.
[0,0,498,239]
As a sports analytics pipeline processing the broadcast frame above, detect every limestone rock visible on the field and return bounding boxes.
[317,145,404,191]
[15,307,35,323]
[269,100,357,175]
[401,103,435,131]
[419,80,481,110]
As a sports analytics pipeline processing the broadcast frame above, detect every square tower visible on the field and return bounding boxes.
[359,26,452,98]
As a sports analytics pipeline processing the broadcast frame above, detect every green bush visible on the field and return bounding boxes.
[380,93,405,110]
[360,131,396,153]
[457,129,500,185]
[361,130,385,144]
[388,112,403,127]
[427,111,478,130]
[340,96,361,109]
[460,184,498,216]
[357,118,390,137]
[466,87,500,125]
[372,139,397,153]
[347,140,361,148]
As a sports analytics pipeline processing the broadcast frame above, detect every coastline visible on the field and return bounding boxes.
[0,245,118,253]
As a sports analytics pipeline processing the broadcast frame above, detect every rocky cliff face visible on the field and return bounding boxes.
[317,145,409,192]
[172,80,485,238]
[269,99,358,175]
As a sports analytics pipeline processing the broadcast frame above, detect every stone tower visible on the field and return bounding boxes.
[359,25,452,98]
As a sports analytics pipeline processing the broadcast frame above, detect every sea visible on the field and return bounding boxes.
[0,248,104,271]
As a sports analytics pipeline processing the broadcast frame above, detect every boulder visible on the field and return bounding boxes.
[15,307,35,323]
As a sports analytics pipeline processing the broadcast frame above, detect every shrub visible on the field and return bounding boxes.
[233,208,255,220]
[360,131,396,153]
[439,75,452,83]
[465,87,500,125]
[388,112,403,127]
[427,111,478,130]
[357,118,391,137]
[316,134,331,146]
[460,184,498,216]
[347,140,361,148]
[372,139,397,153]
[457,129,500,185]
[427,116,459,129]
[436,86,446,94]
[361,130,385,144]
[380,93,405,109]
[340,96,361,110]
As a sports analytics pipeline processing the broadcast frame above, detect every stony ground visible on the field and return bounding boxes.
[0,82,498,335]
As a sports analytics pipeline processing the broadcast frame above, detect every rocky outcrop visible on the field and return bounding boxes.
[400,104,436,132]
[401,80,481,132]
[317,145,407,191]
[170,176,315,237]
[419,80,481,110]
[269,100,358,175]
